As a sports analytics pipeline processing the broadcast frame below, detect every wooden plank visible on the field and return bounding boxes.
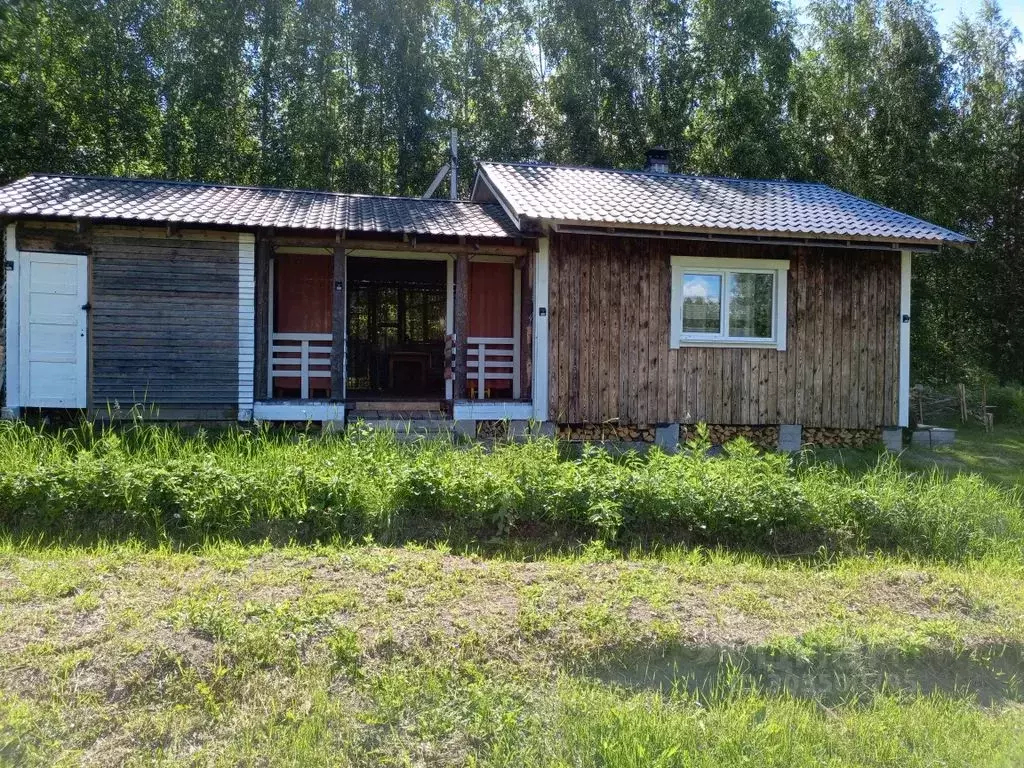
[254,237,271,400]
[331,246,346,401]
[826,253,839,428]
[557,237,570,421]
[865,254,879,427]
[619,244,631,419]
[568,241,580,422]
[578,238,591,422]
[794,248,808,424]
[884,255,898,424]
[758,349,769,424]
[521,254,534,400]
[602,240,618,421]
[811,252,825,426]
[650,244,665,422]
[636,239,650,425]
[597,243,610,420]
[454,252,470,401]
[857,254,871,428]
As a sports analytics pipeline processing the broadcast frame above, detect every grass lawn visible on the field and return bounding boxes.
[808,424,1024,491]
[2,541,1024,766]
[1,426,1023,765]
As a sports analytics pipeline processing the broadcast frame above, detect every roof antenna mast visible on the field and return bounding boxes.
[422,128,459,200]
[449,128,458,200]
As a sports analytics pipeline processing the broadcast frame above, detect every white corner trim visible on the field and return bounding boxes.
[532,237,550,422]
[238,233,256,421]
[898,250,912,427]
[669,255,790,351]
[253,401,345,422]
[453,401,534,421]
[4,223,20,411]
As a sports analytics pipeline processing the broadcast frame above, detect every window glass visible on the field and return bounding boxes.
[728,272,774,338]
[682,273,722,334]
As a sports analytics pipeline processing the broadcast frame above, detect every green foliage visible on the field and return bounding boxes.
[0,421,1020,561]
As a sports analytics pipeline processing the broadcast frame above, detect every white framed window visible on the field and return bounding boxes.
[670,256,789,350]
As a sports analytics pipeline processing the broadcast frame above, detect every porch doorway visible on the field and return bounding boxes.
[345,257,447,399]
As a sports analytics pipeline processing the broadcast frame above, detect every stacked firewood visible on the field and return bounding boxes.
[557,423,656,443]
[682,424,779,450]
[802,427,881,448]
[476,420,509,440]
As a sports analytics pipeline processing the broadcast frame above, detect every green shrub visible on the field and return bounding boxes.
[0,420,1020,560]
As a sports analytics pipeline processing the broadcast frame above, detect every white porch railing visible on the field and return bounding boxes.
[270,333,332,399]
[466,336,520,399]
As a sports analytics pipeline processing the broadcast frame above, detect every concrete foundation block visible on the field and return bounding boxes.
[534,421,557,439]
[778,424,803,453]
[654,423,681,454]
[911,427,956,448]
[453,419,477,440]
[882,427,903,452]
[508,420,531,439]
[0,407,20,421]
[237,408,253,423]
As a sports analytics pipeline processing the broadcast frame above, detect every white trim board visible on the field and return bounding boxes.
[532,237,550,421]
[453,401,534,421]
[238,233,256,421]
[898,250,912,427]
[4,223,20,413]
[253,401,345,422]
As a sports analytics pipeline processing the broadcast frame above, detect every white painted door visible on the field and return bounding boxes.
[19,252,88,408]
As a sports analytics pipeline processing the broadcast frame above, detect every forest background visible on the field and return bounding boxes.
[1,0,1021,384]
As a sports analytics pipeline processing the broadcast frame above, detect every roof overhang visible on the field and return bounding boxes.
[547,221,967,253]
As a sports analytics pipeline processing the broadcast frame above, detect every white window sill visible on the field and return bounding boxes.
[673,338,783,350]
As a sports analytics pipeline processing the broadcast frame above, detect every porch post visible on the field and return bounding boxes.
[253,235,271,401]
[332,245,347,402]
[454,252,470,400]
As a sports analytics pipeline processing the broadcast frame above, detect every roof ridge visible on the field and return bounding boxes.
[478,161,831,188]
[23,172,496,207]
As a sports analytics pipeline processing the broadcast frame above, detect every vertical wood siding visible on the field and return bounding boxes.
[547,233,900,428]
[90,226,240,409]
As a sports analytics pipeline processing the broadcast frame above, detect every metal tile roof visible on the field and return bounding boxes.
[477,162,972,245]
[0,174,520,239]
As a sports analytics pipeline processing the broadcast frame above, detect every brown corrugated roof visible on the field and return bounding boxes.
[0,174,521,239]
[476,162,972,245]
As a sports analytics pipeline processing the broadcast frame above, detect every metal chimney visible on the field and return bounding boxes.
[644,146,670,174]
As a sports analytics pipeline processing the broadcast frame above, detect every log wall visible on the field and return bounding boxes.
[547,232,901,429]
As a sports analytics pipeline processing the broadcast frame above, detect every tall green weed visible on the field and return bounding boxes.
[0,420,1020,559]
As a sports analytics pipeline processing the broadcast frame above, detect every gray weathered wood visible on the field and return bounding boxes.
[91,228,240,408]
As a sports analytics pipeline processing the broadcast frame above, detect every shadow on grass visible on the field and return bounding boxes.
[584,640,1024,707]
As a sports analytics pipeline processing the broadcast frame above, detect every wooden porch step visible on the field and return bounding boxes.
[349,400,445,413]
[358,419,456,440]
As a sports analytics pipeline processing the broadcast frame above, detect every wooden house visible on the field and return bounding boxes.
[0,152,970,448]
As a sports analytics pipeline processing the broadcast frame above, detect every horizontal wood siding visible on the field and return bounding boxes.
[547,233,900,428]
[91,227,240,409]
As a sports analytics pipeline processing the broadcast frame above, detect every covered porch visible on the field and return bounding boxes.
[250,232,538,423]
